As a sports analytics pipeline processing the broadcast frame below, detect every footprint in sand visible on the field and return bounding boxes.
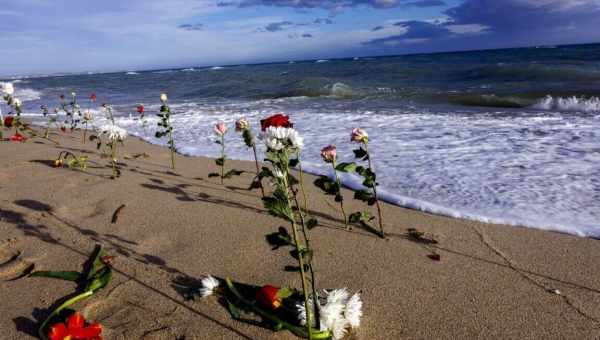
[0,247,36,281]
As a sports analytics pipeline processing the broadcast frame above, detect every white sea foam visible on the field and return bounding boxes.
[126,71,139,75]
[25,100,600,238]
[211,66,224,70]
[534,95,600,112]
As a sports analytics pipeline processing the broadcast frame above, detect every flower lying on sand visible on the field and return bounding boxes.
[98,124,127,142]
[199,275,220,298]
[48,312,102,340]
[260,113,293,131]
[255,285,282,310]
[296,289,363,340]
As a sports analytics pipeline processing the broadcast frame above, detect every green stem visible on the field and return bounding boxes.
[296,151,310,216]
[364,142,385,238]
[38,290,94,340]
[220,134,225,185]
[282,152,314,340]
[331,159,348,227]
[83,122,87,144]
[168,117,175,170]
[252,144,266,198]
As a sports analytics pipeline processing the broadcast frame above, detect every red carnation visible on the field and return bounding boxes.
[10,133,25,142]
[90,93,97,102]
[47,312,102,340]
[59,94,65,100]
[260,114,293,131]
[255,285,282,310]
[137,104,144,114]
[3,116,13,128]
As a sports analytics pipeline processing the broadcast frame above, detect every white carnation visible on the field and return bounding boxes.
[199,275,220,297]
[98,124,127,142]
[2,83,14,95]
[13,98,22,108]
[344,293,362,329]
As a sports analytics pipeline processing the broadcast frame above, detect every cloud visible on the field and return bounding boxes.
[263,21,294,32]
[217,0,443,10]
[178,23,204,31]
[302,33,313,38]
[314,18,334,24]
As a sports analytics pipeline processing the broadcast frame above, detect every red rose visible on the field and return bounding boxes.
[3,116,13,128]
[255,285,282,310]
[137,104,144,114]
[10,133,25,142]
[260,114,293,131]
[59,94,65,100]
[90,93,97,102]
[60,126,66,133]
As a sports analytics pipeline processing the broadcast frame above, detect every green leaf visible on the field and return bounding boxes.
[290,248,313,265]
[349,211,374,224]
[353,147,369,160]
[288,158,299,168]
[242,129,255,148]
[335,162,357,173]
[313,176,337,195]
[223,169,244,179]
[354,190,373,202]
[85,245,106,280]
[262,189,294,222]
[249,177,262,190]
[85,266,112,293]
[226,299,243,319]
[258,167,274,179]
[29,271,81,282]
[276,287,294,300]
[215,140,222,145]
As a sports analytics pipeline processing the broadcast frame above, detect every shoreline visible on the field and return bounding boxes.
[1,129,600,339]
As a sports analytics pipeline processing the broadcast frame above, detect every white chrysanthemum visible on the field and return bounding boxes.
[326,289,349,305]
[344,293,362,328]
[13,98,22,108]
[265,137,285,151]
[98,124,127,142]
[296,300,314,327]
[199,275,220,298]
[288,129,304,149]
[320,298,348,340]
[71,92,76,97]
[2,83,14,95]
[160,93,168,102]
[272,168,285,179]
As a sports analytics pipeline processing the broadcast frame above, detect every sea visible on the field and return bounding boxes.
[2,43,599,237]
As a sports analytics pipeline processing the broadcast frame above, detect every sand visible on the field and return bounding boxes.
[1,128,600,339]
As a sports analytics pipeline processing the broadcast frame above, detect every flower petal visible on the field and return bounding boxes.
[71,323,102,339]
[48,323,69,340]
[67,312,85,329]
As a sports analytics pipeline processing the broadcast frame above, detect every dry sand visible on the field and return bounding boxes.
[1,129,600,339]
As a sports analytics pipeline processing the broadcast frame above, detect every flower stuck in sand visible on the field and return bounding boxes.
[160,93,168,103]
[320,145,337,163]
[199,275,220,298]
[136,104,144,114]
[262,126,304,151]
[214,122,228,136]
[47,312,102,340]
[235,117,249,132]
[89,93,97,103]
[156,93,176,169]
[350,128,368,144]
[98,124,127,142]
[4,116,14,128]
[235,117,266,197]
[260,113,293,131]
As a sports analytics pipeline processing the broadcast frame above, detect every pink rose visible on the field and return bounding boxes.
[214,122,228,136]
[320,145,337,163]
[351,128,368,143]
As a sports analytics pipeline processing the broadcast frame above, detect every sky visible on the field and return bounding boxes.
[1,0,600,76]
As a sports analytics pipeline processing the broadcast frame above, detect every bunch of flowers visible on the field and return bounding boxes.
[209,122,244,184]
[314,145,348,227]
[97,122,127,178]
[30,245,112,340]
[155,93,176,169]
[2,82,34,141]
[334,128,385,238]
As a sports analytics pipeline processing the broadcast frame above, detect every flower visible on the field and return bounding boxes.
[90,93,97,102]
[320,289,350,340]
[13,98,22,108]
[47,312,102,340]
[53,159,64,168]
[260,113,292,131]
[350,128,368,143]
[214,122,228,136]
[288,129,304,149]
[83,111,93,121]
[344,293,362,329]
[98,124,127,142]
[2,83,14,95]
[235,117,249,132]
[160,93,168,103]
[10,133,25,142]
[3,116,13,128]
[137,104,144,114]
[272,168,285,179]
[59,94,65,100]
[199,275,220,298]
[262,126,303,150]
[256,285,282,310]
[321,145,337,163]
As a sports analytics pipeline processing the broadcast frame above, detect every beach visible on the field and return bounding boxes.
[1,129,600,339]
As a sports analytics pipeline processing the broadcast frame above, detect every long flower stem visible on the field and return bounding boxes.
[38,290,94,340]
[252,144,266,198]
[282,152,313,340]
[296,151,310,215]
[220,134,225,185]
[364,142,384,238]
[168,116,175,170]
[331,160,348,227]
[111,141,117,178]
[83,122,87,144]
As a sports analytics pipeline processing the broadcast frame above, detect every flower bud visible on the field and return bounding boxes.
[235,118,249,132]
[320,145,337,163]
[214,122,228,136]
[351,128,368,143]
[255,285,282,310]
